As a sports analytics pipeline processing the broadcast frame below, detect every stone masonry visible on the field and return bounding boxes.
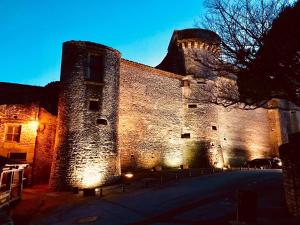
[49,41,121,190]
[280,133,300,217]
[1,28,300,191]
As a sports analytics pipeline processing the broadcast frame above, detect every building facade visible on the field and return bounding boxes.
[0,29,299,190]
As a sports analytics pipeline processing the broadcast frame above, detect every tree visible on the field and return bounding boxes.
[199,0,288,73]
[194,0,292,108]
[239,0,300,106]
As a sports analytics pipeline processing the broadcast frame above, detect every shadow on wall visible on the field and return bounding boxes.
[184,140,211,168]
[226,148,250,167]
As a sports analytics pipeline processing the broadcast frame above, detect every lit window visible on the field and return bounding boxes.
[5,125,21,142]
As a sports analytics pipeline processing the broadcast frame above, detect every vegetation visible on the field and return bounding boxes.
[197,0,300,107]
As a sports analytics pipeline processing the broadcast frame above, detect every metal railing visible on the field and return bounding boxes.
[0,164,27,208]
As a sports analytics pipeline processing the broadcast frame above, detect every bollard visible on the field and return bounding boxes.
[175,173,178,181]
[189,169,192,177]
[100,188,103,197]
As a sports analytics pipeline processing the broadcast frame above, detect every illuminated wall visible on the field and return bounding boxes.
[32,107,57,184]
[181,77,224,168]
[49,42,121,191]
[217,106,275,166]
[118,60,184,169]
[2,29,300,191]
[0,103,39,164]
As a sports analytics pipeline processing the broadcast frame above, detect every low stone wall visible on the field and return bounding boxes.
[279,133,300,217]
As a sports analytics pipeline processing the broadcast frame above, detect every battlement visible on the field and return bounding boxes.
[169,28,221,52]
[157,28,221,75]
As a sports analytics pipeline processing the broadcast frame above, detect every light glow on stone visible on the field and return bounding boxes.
[164,152,183,168]
[77,165,105,189]
[163,137,183,168]
[247,143,265,159]
[214,161,224,169]
[28,121,39,131]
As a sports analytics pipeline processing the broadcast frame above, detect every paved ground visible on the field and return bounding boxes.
[9,170,300,225]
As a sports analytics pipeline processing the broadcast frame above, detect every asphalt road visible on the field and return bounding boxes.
[29,169,299,225]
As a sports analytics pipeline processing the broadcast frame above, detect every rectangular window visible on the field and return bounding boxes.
[182,80,190,87]
[181,133,191,139]
[87,54,105,83]
[5,125,21,142]
[89,100,100,111]
[188,104,197,108]
[96,118,108,125]
[9,152,27,161]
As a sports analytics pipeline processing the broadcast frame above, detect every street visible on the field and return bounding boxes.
[25,169,298,225]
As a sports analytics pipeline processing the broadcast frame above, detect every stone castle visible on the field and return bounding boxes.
[0,29,299,190]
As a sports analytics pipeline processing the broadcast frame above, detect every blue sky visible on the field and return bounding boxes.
[0,0,205,86]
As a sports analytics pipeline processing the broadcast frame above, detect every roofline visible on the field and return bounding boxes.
[121,59,183,80]
[0,82,43,89]
[63,41,121,57]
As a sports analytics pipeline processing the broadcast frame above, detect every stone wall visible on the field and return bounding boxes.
[32,108,57,184]
[181,76,223,168]
[280,133,300,217]
[218,106,275,166]
[49,41,121,190]
[119,60,184,169]
[276,100,300,144]
[0,103,39,164]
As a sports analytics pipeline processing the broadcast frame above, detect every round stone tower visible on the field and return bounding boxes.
[49,41,121,191]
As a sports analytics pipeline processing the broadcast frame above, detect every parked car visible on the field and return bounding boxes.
[271,157,282,169]
[245,158,272,169]
[245,157,282,169]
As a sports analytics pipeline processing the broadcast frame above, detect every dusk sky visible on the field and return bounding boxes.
[0,0,205,86]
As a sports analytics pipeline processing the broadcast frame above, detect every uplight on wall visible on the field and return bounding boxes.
[124,172,134,179]
[75,165,105,189]
[28,121,39,131]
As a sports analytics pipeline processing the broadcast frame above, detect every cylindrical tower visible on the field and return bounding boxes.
[156,28,221,77]
[49,41,121,191]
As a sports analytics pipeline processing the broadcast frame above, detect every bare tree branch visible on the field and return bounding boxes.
[190,0,291,109]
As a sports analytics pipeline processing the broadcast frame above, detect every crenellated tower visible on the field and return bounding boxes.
[157,28,220,76]
[49,41,121,191]
[158,29,224,168]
